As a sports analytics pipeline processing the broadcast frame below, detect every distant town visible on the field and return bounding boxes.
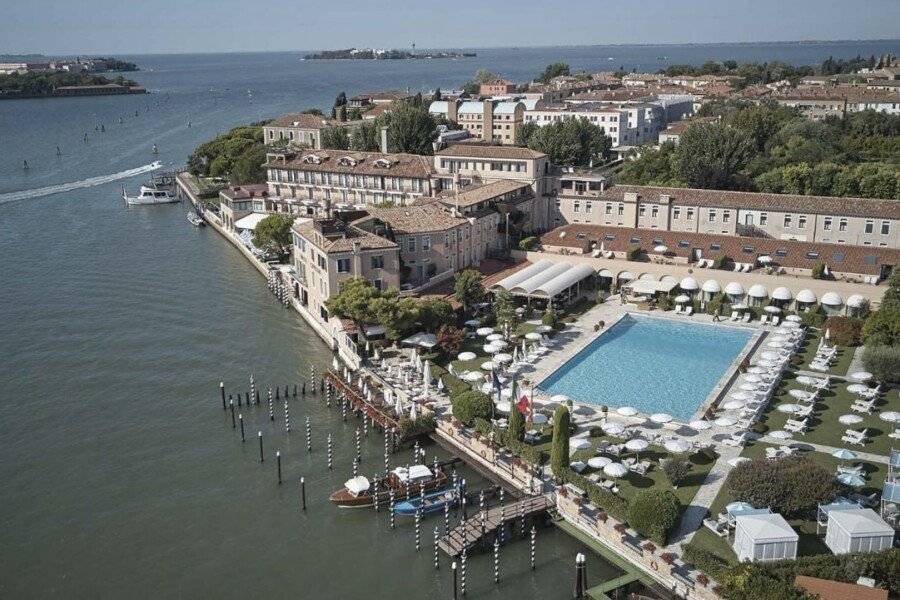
[303,48,476,60]
[0,55,145,99]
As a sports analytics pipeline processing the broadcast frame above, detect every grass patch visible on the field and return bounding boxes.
[792,331,856,377]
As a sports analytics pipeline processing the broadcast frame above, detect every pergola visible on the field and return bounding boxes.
[492,261,595,303]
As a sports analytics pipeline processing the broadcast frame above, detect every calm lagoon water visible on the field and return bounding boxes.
[1,42,895,597]
[539,314,752,420]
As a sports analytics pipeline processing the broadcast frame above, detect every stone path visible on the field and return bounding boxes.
[758,435,891,464]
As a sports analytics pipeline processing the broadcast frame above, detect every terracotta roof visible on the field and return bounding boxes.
[219,184,269,200]
[660,117,718,136]
[292,219,397,254]
[774,85,900,103]
[436,180,532,207]
[599,184,900,220]
[267,113,336,129]
[362,104,391,119]
[794,576,888,600]
[265,150,434,179]
[538,223,900,276]
[357,202,467,234]
[436,144,546,160]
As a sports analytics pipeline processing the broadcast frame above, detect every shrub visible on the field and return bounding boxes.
[824,316,863,346]
[863,303,900,347]
[862,345,900,384]
[549,405,571,477]
[706,292,729,316]
[518,236,537,251]
[627,489,681,545]
[643,541,657,553]
[800,304,826,328]
[711,254,730,270]
[657,295,673,311]
[436,324,465,356]
[811,262,830,280]
[451,391,492,425]
[541,307,558,327]
[683,544,730,579]
[563,469,628,520]
[725,456,837,518]
[626,245,642,261]
[661,455,692,487]
[398,414,436,438]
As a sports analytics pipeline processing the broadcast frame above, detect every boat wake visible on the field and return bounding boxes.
[0,161,163,205]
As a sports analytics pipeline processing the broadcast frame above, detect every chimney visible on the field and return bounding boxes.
[380,126,389,154]
[447,99,458,122]
[482,100,494,142]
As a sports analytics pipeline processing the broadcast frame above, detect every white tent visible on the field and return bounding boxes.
[234,212,270,231]
[825,508,894,555]
[795,289,817,304]
[679,277,699,291]
[401,332,437,349]
[733,513,798,563]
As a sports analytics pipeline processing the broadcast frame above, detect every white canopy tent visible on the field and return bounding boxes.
[795,289,817,305]
[490,259,554,292]
[401,332,437,349]
[625,278,678,296]
[733,513,798,563]
[493,260,595,301]
[825,508,894,555]
[234,212,271,231]
[679,277,699,292]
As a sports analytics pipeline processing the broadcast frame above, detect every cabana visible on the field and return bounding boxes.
[733,513,798,562]
[825,508,895,555]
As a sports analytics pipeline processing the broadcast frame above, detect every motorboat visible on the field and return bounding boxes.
[123,185,178,205]
[329,464,448,508]
[392,487,459,516]
[187,212,205,227]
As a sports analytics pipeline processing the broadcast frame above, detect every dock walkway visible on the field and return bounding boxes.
[437,495,552,557]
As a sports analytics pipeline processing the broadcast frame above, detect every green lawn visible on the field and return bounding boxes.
[684,440,889,562]
[752,371,895,457]
[792,331,856,377]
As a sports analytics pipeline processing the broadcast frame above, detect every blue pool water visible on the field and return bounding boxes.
[539,314,753,421]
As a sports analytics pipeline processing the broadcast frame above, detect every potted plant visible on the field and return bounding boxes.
[642,542,656,555]
[597,511,608,523]
[660,552,676,565]
[696,574,709,587]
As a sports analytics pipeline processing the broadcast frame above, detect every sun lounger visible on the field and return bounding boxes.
[760,315,769,325]
[684,306,693,316]
[733,263,742,272]
[771,316,780,326]
[730,311,739,321]
[890,428,900,440]
[841,428,869,446]
[674,305,683,314]
[703,518,729,537]
[742,313,751,323]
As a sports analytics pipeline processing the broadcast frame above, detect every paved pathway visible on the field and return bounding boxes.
[757,435,891,464]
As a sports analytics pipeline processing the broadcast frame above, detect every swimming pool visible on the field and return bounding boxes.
[538,314,754,421]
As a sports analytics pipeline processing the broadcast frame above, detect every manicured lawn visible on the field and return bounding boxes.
[792,331,856,377]
[752,372,895,457]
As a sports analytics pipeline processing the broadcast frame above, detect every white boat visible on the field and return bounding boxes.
[123,185,178,205]
[187,212,205,227]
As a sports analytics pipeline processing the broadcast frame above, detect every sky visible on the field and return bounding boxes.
[2,0,899,55]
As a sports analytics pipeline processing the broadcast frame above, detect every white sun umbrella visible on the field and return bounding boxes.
[458,351,476,361]
[781,321,800,329]
[796,375,821,387]
[486,333,503,342]
[532,413,549,425]
[603,462,628,478]
[769,430,793,440]
[674,294,691,303]
[785,314,802,323]
[480,383,494,395]
[788,389,814,402]
[747,366,767,375]
[481,361,495,371]
[721,399,745,410]
[525,332,542,341]
[743,374,763,383]
[767,340,786,349]
[756,359,779,369]
[570,438,592,452]
[491,340,509,350]
[728,457,751,467]
[625,438,649,458]
[616,406,638,417]
[846,383,870,394]
[777,403,802,414]
[550,394,569,404]
[689,419,713,431]
[464,318,480,327]
[764,305,781,314]
[714,416,737,427]
[602,422,626,436]
[879,411,900,423]
[464,371,483,382]
[650,413,674,424]
[654,244,668,253]
[850,371,873,382]
[476,327,494,336]
[494,353,513,364]
[496,401,511,413]
[730,391,753,402]
[500,388,513,399]
[838,414,864,425]
[739,383,760,392]
[664,439,690,453]
[587,456,612,469]
[536,325,554,334]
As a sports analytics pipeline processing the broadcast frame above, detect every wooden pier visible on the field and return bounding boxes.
[325,370,401,433]
[437,495,553,557]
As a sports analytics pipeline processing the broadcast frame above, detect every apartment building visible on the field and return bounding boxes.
[551,182,900,249]
[456,100,524,145]
[291,218,400,324]
[771,86,900,119]
[523,103,631,146]
[479,79,516,96]
[264,149,435,212]
[263,113,361,150]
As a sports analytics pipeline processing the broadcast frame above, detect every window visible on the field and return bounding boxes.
[741,246,755,254]
[585,202,592,214]
[709,243,721,251]
[882,221,890,235]
[629,237,640,244]
[686,208,694,220]
[760,213,768,226]
[373,279,382,291]
[775,249,787,257]
[673,207,681,220]
[798,215,807,229]
[407,237,416,252]
[805,251,819,260]
[617,204,624,216]
[783,215,792,228]
[638,206,646,217]
[722,211,730,223]
[605,203,612,215]
[370,255,384,269]
[708,210,716,222]
[336,258,351,273]
[422,236,431,251]
[573,202,580,213]
[651,206,658,218]
[604,234,615,241]
[839,218,847,232]
[865,220,873,234]
[678,240,689,248]
[823,217,832,231]
[831,252,845,263]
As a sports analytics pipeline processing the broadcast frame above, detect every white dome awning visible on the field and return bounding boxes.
[821,292,843,306]
[617,271,634,281]
[660,275,678,284]
[598,269,613,278]
[747,284,768,298]
[846,294,865,308]
[772,287,792,301]
[702,279,721,293]
[679,277,699,291]
[638,273,656,280]
[796,289,817,303]
[725,282,744,296]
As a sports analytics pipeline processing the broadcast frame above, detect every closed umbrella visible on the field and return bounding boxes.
[689,420,713,431]
[457,351,476,361]
[714,416,737,427]
[603,462,628,478]
[722,399,745,410]
[437,377,444,392]
[650,413,673,424]
[616,406,638,416]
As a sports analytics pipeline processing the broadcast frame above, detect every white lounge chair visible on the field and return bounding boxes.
[684,306,693,316]
[771,316,780,326]
[742,313,751,323]
[730,311,739,321]
[733,263,742,272]
[674,305,683,315]
[760,314,769,326]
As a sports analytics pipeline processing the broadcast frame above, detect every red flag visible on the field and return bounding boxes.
[517,394,530,415]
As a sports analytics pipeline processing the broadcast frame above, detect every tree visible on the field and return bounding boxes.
[661,455,692,487]
[537,62,570,83]
[550,405,570,477]
[230,144,267,184]
[350,120,380,151]
[507,399,525,443]
[627,489,681,545]
[863,303,900,347]
[862,345,900,384]
[523,119,611,167]
[325,278,380,329]
[320,126,350,150]
[436,324,465,356]
[370,293,419,341]
[473,69,499,84]
[251,214,294,260]
[453,269,485,315]
[301,108,324,116]
[417,298,454,332]
[674,123,755,189]
[726,456,837,518]
[187,125,266,182]
[380,102,437,155]
[451,391,492,425]
[432,87,442,101]
[493,289,516,328]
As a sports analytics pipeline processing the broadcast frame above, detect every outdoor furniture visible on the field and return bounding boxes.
[841,428,869,446]
[850,400,877,414]
[742,313,751,323]
[704,517,729,537]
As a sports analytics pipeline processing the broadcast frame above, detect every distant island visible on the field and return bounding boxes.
[303,48,475,60]
[0,71,145,100]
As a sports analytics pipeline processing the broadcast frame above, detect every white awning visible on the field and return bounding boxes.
[846,294,866,308]
[747,284,768,298]
[617,271,634,281]
[598,269,613,278]
[702,279,721,293]
[821,292,843,306]
[725,281,744,296]
[401,332,437,348]
[532,264,595,298]
[234,212,270,231]
[679,276,699,291]
[796,289,817,303]
[772,287,792,301]
[626,279,678,295]
[491,260,553,291]
[510,262,572,295]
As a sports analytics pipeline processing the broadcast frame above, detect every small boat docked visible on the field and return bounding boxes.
[329,464,448,508]
[392,487,459,516]
[123,185,178,205]
[187,212,205,227]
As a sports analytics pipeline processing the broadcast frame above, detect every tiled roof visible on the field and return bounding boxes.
[774,85,900,103]
[265,150,434,178]
[292,219,397,254]
[538,223,900,276]
[599,184,900,220]
[267,113,336,129]
[357,201,468,234]
[220,184,269,200]
[794,576,888,600]
[660,116,719,136]
[437,180,532,207]
[436,144,546,160]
